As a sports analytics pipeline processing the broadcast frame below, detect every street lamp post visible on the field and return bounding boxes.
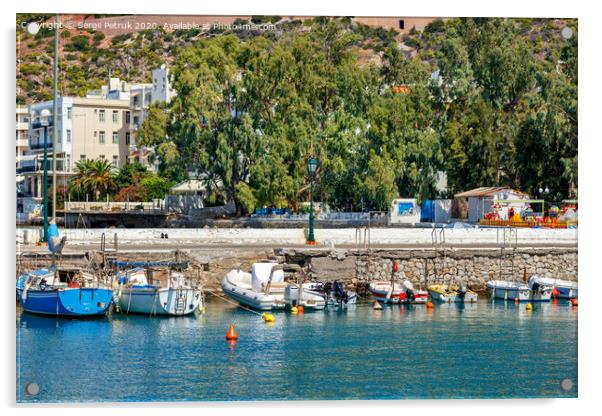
[38,109,52,242]
[538,187,550,216]
[307,156,318,244]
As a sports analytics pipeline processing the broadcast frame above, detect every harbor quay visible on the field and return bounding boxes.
[16,227,577,295]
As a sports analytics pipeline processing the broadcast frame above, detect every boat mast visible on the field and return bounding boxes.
[52,13,59,221]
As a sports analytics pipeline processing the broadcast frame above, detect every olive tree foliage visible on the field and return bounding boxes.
[138,18,578,213]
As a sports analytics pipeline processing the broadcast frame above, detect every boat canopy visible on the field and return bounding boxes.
[251,263,284,292]
[110,260,190,269]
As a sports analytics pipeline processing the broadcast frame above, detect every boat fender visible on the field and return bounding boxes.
[262,313,276,322]
[290,306,298,314]
[570,298,578,306]
[426,301,434,309]
[297,305,304,314]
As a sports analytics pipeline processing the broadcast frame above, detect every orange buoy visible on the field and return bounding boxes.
[514,297,519,304]
[297,305,304,314]
[570,298,578,306]
[426,301,434,309]
[225,324,239,341]
[393,261,399,273]
[552,288,559,298]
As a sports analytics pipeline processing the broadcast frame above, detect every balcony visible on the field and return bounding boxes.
[29,142,54,151]
[30,118,55,130]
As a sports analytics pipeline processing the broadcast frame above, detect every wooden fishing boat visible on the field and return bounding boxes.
[16,268,112,317]
[114,265,202,316]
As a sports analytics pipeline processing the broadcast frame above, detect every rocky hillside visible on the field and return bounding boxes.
[16,14,576,104]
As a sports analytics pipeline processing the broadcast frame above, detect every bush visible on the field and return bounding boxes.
[70,35,89,51]
[424,19,445,34]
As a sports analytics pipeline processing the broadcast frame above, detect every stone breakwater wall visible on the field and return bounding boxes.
[274,247,578,294]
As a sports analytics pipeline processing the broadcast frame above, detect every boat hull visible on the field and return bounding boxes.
[221,280,285,311]
[428,288,478,303]
[117,287,202,316]
[17,287,113,317]
[486,281,551,302]
[370,287,428,304]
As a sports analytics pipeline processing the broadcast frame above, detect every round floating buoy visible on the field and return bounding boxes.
[393,261,399,273]
[290,306,298,314]
[552,288,559,298]
[373,300,382,310]
[526,303,533,311]
[262,313,276,323]
[297,305,304,314]
[571,298,578,306]
[426,301,434,309]
[225,324,238,340]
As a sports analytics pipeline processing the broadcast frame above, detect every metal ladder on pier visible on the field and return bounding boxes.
[355,225,371,280]
[497,227,518,281]
[430,227,447,287]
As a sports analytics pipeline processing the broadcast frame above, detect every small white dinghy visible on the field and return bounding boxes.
[487,280,531,301]
[115,268,202,316]
[369,280,428,304]
[529,275,578,299]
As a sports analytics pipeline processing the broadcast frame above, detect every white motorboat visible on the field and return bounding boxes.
[427,284,478,303]
[529,275,578,299]
[115,267,202,316]
[486,279,551,302]
[369,280,428,304]
[527,276,553,302]
[487,280,530,301]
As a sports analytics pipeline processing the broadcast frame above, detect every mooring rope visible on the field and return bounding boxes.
[203,288,264,317]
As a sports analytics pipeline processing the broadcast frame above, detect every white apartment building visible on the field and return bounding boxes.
[18,96,131,200]
[16,106,30,176]
[128,65,175,171]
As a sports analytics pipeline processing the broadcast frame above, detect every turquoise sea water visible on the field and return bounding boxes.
[16,299,577,402]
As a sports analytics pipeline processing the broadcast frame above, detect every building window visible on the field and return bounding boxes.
[80,154,86,160]
[99,109,105,122]
[125,132,131,145]
[66,130,71,143]
[67,107,72,120]
[112,132,118,144]
[99,131,105,144]
[112,155,118,167]
[399,20,405,29]
[125,111,130,124]
[112,110,119,123]
[133,116,140,128]
[99,154,105,160]
[133,96,139,107]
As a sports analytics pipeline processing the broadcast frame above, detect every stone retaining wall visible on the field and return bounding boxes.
[275,247,578,294]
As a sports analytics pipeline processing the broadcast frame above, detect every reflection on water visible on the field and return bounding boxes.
[17,299,577,402]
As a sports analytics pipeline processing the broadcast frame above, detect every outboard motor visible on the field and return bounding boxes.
[322,281,333,296]
[532,281,541,293]
[333,280,349,303]
[458,284,467,300]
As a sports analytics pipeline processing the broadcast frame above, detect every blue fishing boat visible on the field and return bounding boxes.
[16,268,113,317]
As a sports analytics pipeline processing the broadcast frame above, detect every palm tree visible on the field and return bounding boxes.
[69,159,116,201]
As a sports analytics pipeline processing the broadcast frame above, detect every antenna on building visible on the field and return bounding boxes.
[107,68,112,99]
